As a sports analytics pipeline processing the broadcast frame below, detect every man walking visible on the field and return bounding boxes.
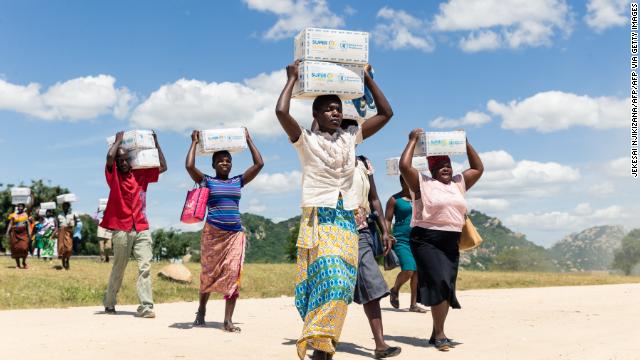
[101,130,167,318]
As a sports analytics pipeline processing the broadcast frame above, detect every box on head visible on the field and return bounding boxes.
[127,149,160,169]
[40,202,57,210]
[197,128,248,155]
[292,61,365,100]
[98,198,108,211]
[11,187,32,206]
[56,193,77,205]
[415,131,467,157]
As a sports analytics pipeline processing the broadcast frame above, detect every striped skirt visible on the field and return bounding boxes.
[294,199,359,359]
[200,222,246,299]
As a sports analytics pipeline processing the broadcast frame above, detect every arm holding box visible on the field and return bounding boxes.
[275,60,303,143]
[399,129,424,197]
[106,131,124,172]
[462,137,484,191]
[153,131,168,174]
[361,66,393,140]
[241,128,264,185]
[186,131,205,184]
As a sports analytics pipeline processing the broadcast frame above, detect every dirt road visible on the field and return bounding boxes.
[1,284,637,359]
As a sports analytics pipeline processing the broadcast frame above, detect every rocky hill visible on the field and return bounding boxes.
[549,225,626,271]
[461,210,556,271]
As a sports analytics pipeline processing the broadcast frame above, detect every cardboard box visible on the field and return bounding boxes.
[292,61,364,100]
[294,28,369,65]
[106,130,156,151]
[38,208,47,216]
[342,98,376,124]
[418,131,466,156]
[10,187,31,197]
[128,148,160,169]
[40,202,57,210]
[56,193,77,205]
[385,157,429,176]
[197,128,247,155]
[11,195,32,205]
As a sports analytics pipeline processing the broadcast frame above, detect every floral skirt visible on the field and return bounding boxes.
[294,199,358,359]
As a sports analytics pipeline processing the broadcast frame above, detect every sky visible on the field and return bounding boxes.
[0,0,635,247]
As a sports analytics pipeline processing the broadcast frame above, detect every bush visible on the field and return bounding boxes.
[612,229,640,275]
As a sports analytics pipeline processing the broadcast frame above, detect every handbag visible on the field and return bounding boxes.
[459,217,483,251]
[383,249,401,270]
[180,183,209,224]
[367,214,384,257]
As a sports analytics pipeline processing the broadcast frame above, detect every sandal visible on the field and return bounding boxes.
[429,336,454,346]
[193,310,206,326]
[374,346,402,359]
[434,338,451,351]
[223,320,241,333]
[409,304,427,313]
[389,289,399,309]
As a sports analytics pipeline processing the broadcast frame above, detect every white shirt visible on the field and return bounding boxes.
[58,212,77,228]
[293,125,363,210]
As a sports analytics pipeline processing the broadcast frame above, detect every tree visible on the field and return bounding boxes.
[612,229,640,275]
[152,228,190,260]
[286,223,300,262]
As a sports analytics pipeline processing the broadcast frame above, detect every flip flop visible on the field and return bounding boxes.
[389,289,399,309]
[223,320,241,333]
[409,304,427,313]
[374,346,401,359]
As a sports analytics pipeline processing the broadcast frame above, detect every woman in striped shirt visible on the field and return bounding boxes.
[185,127,264,332]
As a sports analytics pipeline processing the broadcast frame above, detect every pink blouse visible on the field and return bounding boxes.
[410,173,467,232]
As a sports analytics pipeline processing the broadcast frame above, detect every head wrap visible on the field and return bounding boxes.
[427,155,451,173]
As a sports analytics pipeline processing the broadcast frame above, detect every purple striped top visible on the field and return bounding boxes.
[202,174,243,232]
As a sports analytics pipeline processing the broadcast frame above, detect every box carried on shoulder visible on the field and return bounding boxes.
[294,28,369,65]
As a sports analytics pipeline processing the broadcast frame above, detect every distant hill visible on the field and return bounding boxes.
[549,225,626,271]
[242,214,299,263]
[461,210,557,271]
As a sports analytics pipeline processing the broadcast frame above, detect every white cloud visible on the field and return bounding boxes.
[243,0,344,40]
[372,7,435,52]
[585,0,627,32]
[430,111,491,128]
[432,0,573,51]
[506,204,628,231]
[459,31,501,52]
[487,91,627,132]
[246,198,267,213]
[611,156,632,177]
[245,170,302,194]
[470,149,580,199]
[587,182,615,196]
[0,75,134,121]
[129,69,311,136]
[467,197,510,211]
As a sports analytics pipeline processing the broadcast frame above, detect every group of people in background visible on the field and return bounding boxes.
[5,201,81,270]
[4,60,484,359]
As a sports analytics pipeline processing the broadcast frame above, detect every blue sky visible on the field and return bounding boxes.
[0,0,635,247]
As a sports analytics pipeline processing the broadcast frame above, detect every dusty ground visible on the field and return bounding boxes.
[1,284,637,359]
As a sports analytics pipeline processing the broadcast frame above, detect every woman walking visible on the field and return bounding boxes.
[276,60,393,360]
[351,151,401,359]
[399,128,483,351]
[186,127,263,332]
[57,202,76,270]
[384,176,425,313]
[6,203,31,269]
[39,209,57,261]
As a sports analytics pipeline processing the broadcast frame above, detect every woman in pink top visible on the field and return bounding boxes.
[399,128,483,352]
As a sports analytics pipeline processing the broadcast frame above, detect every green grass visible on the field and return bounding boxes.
[1,257,639,310]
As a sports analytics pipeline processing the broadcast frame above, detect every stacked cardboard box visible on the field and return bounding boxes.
[40,202,57,210]
[56,193,77,205]
[293,28,368,100]
[385,157,429,176]
[415,131,467,156]
[106,130,160,169]
[11,187,31,205]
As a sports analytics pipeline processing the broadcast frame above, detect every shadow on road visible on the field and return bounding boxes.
[281,338,373,358]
